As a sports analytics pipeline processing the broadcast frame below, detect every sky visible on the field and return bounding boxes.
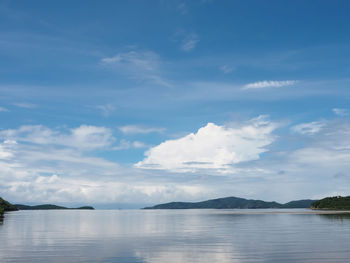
[1,0,350,207]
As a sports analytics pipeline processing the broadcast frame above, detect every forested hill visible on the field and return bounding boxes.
[0,197,18,216]
[311,196,350,210]
[15,204,95,210]
[144,196,317,209]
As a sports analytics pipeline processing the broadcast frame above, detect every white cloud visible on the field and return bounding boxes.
[133,141,147,148]
[0,124,213,205]
[0,106,9,112]
[243,80,297,90]
[0,140,15,159]
[100,50,171,87]
[291,147,350,167]
[101,51,159,70]
[118,125,165,134]
[291,121,325,135]
[285,120,350,179]
[220,65,235,74]
[12,102,37,108]
[69,125,114,150]
[0,125,114,151]
[96,104,116,117]
[181,33,200,52]
[113,139,148,150]
[0,136,210,204]
[136,116,276,173]
[3,118,350,205]
[333,108,349,116]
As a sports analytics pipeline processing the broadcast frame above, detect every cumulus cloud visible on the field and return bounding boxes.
[100,50,171,87]
[0,123,215,204]
[118,125,165,134]
[243,80,297,90]
[136,116,277,173]
[291,121,325,135]
[3,117,350,205]
[0,124,136,203]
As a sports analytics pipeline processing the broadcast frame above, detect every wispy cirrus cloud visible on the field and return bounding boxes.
[177,2,188,15]
[100,50,171,87]
[333,108,349,116]
[171,29,200,52]
[12,102,37,108]
[0,125,115,151]
[291,121,325,135]
[242,80,297,90]
[113,139,148,150]
[220,65,235,74]
[95,104,116,117]
[119,125,165,135]
[0,106,9,112]
[181,33,200,52]
[289,121,350,170]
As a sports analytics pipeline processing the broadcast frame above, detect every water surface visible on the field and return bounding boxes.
[1,209,350,262]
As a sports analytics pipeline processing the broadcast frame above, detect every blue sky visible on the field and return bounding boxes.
[1,0,350,207]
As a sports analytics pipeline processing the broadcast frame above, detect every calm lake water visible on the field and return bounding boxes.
[1,209,350,262]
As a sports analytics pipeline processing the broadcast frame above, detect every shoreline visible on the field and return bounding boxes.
[218,209,350,215]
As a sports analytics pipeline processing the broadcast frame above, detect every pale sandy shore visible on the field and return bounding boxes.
[218,209,350,215]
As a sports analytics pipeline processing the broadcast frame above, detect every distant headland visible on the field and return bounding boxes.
[144,196,350,210]
[15,204,95,210]
[143,196,318,209]
[0,197,18,218]
[1,197,94,218]
[311,196,350,210]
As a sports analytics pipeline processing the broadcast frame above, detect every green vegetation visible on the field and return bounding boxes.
[0,197,18,212]
[144,196,318,209]
[76,206,94,210]
[15,204,94,210]
[311,196,350,210]
[15,204,68,210]
[282,199,316,208]
[0,197,18,218]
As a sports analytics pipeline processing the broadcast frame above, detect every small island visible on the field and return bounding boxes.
[311,196,350,210]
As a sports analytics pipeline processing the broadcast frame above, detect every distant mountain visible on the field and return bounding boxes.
[144,196,318,209]
[311,196,350,210]
[15,204,95,210]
